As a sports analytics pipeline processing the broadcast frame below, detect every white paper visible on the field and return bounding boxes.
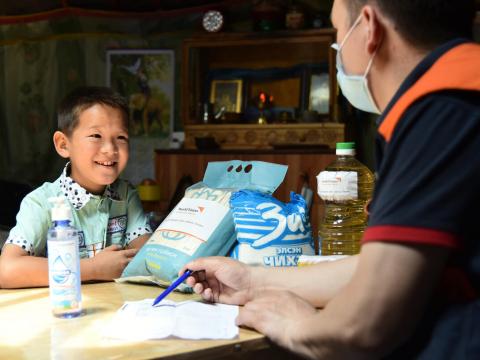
[104,299,239,341]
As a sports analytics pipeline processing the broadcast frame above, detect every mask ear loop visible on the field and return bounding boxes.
[338,14,363,50]
[332,15,362,69]
[363,48,380,113]
[364,49,377,77]
[335,14,379,79]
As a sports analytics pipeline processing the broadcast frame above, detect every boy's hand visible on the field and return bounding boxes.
[90,244,137,280]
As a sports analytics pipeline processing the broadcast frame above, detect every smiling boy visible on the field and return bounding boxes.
[0,86,152,288]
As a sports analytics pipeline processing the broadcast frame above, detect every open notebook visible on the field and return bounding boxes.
[104,299,239,341]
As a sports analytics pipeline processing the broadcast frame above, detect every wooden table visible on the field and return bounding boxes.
[0,282,270,360]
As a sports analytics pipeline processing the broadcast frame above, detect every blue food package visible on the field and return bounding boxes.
[121,160,287,289]
[230,190,315,267]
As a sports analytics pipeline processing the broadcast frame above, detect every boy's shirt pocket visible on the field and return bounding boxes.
[106,215,127,246]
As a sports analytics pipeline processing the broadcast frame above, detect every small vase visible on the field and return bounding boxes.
[257,111,267,125]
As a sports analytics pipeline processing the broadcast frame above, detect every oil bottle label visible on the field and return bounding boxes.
[316,171,358,201]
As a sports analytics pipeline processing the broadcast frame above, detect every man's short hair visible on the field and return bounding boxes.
[347,0,476,48]
[58,86,129,136]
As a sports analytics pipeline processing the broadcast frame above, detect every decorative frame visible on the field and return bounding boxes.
[209,79,243,113]
[308,73,330,115]
[106,49,174,138]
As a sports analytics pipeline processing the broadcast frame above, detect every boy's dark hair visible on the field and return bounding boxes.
[58,86,129,136]
[347,0,475,49]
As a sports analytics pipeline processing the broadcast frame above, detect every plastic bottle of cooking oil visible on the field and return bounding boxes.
[317,142,375,255]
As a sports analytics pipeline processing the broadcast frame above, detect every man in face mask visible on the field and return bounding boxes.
[181,0,480,358]
[332,13,381,114]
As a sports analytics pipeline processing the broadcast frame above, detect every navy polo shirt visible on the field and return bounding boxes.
[365,38,480,284]
[363,39,480,358]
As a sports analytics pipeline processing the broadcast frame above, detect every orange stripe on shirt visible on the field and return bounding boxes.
[379,43,480,142]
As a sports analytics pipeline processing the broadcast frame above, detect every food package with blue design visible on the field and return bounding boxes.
[120,160,287,290]
[230,190,315,267]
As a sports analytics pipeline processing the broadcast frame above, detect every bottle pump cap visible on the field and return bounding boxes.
[336,142,356,156]
[48,197,72,222]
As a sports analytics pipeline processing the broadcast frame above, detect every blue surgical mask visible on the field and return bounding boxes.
[332,15,380,114]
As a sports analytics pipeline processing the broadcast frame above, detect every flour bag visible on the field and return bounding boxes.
[230,190,314,267]
[121,160,287,289]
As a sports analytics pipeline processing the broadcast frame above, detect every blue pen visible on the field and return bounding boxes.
[152,269,193,306]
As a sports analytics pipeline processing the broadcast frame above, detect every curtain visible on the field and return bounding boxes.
[0,12,212,185]
[0,1,335,186]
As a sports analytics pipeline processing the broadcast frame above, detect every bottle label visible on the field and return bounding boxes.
[48,239,82,311]
[316,171,358,201]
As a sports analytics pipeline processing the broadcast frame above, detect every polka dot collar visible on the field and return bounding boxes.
[59,162,122,210]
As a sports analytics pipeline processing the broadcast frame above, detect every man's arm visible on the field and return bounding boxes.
[185,254,358,307]
[252,255,358,307]
[238,241,449,359]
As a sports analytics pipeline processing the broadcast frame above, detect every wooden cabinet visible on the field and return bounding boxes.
[149,30,346,253]
[181,29,344,150]
[155,149,337,253]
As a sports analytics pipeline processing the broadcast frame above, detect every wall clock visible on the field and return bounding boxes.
[202,10,224,32]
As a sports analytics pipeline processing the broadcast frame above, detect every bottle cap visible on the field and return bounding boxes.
[48,196,72,222]
[336,142,356,156]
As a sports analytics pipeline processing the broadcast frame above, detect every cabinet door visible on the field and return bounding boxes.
[181,30,341,150]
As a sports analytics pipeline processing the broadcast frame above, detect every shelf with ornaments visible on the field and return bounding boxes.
[180,28,344,150]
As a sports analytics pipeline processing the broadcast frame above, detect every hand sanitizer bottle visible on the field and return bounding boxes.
[47,197,82,318]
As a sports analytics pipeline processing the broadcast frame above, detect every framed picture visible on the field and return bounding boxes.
[106,49,174,138]
[308,73,330,114]
[210,79,243,114]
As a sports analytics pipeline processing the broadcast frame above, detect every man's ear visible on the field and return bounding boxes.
[53,131,70,158]
[362,5,384,55]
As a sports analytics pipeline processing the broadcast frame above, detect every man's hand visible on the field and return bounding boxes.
[182,257,257,305]
[237,290,317,351]
[89,245,137,280]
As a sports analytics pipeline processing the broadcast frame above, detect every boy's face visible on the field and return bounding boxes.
[54,104,129,194]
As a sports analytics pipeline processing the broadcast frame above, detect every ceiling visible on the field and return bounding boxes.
[0,0,239,16]
[1,1,478,20]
